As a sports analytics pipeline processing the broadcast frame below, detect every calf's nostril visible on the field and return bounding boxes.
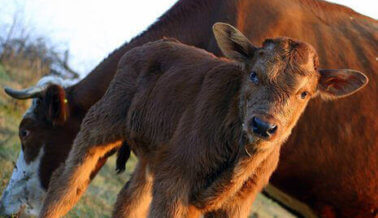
[251,117,258,131]
[268,125,277,134]
[252,117,265,129]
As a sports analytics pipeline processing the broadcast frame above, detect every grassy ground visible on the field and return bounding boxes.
[0,65,296,217]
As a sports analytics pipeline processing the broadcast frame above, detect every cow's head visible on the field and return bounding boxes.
[213,23,368,146]
[0,76,82,216]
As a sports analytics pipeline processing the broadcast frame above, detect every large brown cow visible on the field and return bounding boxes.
[1,0,377,217]
[39,24,367,218]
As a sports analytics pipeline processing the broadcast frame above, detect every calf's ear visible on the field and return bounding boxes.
[212,22,256,62]
[44,84,69,125]
[317,69,368,100]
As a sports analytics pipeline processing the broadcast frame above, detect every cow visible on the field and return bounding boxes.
[0,76,77,215]
[38,23,368,218]
[1,0,377,217]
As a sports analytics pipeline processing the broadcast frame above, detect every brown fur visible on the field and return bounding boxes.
[39,23,367,218]
[6,0,377,217]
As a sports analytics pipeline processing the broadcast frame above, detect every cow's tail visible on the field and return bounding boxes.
[116,141,131,174]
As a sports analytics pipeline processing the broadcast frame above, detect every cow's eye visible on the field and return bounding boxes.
[36,98,41,105]
[300,91,309,99]
[20,129,30,139]
[250,71,259,84]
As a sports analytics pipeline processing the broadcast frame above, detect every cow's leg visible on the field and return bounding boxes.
[112,159,153,218]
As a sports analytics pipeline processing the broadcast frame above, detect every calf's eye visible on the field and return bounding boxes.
[300,91,308,99]
[250,71,259,84]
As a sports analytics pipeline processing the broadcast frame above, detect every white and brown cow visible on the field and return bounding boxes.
[0,76,78,215]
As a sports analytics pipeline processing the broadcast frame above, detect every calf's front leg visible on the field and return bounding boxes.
[192,147,272,212]
[203,176,261,218]
[148,171,201,218]
[112,159,153,218]
[204,146,280,218]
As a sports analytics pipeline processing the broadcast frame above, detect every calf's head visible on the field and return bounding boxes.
[213,23,368,145]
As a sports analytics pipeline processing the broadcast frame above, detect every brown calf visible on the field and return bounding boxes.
[2,1,376,217]
[39,23,367,218]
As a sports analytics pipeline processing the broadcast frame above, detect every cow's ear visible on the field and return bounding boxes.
[44,84,69,125]
[212,22,256,62]
[317,69,368,100]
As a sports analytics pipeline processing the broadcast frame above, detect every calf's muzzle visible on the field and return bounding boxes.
[250,116,278,140]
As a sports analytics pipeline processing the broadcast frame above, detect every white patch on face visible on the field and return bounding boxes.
[0,149,45,216]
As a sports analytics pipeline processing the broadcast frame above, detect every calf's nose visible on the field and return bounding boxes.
[250,116,278,139]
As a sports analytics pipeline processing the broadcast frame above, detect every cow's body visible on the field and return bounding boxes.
[1,0,377,217]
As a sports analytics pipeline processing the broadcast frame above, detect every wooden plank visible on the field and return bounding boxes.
[262,184,318,218]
